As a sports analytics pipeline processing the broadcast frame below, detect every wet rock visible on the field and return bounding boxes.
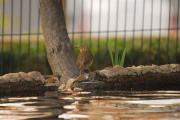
[0,71,45,84]
[72,64,180,91]
[0,71,54,96]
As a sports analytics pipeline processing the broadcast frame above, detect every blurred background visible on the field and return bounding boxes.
[0,0,180,75]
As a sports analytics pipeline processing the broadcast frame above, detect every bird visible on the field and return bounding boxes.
[76,46,93,75]
[45,75,61,87]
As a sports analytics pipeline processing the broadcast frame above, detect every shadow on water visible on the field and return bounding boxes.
[0,91,180,120]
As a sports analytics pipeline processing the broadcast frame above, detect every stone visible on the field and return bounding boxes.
[72,64,180,91]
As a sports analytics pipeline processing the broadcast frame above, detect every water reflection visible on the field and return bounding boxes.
[0,91,180,120]
[0,93,65,120]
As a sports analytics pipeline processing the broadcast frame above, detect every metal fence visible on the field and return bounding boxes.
[0,0,180,75]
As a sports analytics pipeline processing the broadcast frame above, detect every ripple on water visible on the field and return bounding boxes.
[0,91,180,120]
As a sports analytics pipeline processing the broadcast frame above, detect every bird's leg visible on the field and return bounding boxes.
[77,70,84,81]
[71,70,85,84]
[70,70,85,90]
[84,68,90,73]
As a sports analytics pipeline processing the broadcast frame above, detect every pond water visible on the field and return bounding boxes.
[0,91,180,120]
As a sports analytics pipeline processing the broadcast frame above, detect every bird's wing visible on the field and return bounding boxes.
[84,51,93,66]
[76,54,85,69]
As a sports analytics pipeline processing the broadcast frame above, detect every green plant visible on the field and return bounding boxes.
[108,46,126,67]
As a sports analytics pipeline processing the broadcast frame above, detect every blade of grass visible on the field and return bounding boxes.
[108,46,114,66]
[115,49,119,65]
[120,48,126,66]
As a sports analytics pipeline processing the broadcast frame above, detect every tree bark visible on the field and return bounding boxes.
[39,0,79,84]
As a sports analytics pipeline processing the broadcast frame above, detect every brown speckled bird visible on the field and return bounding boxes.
[76,46,93,75]
[45,75,61,86]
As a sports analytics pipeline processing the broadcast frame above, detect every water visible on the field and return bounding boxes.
[0,91,180,120]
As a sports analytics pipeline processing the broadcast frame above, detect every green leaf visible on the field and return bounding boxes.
[120,48,126,66]
[115,49,119,65]
[108,46,114,66]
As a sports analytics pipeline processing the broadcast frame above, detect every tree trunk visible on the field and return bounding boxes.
[39,0,79,84]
